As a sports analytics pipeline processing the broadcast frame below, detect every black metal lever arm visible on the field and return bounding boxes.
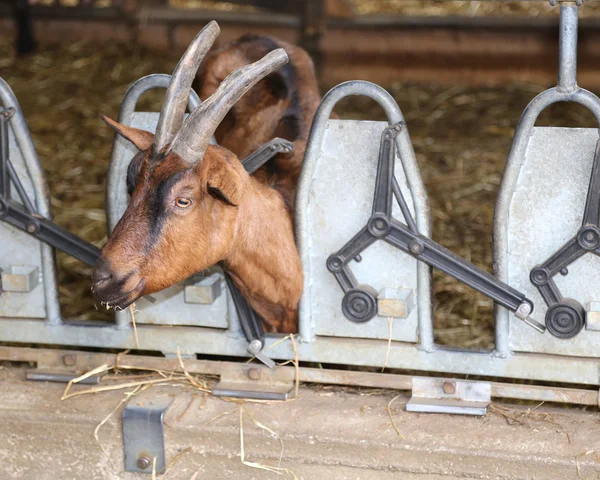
[0,197,101,267]
[327,214,544,332]
[241,137,294,175]
[386,219,528,313]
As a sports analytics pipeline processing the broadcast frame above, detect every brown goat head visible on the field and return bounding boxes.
[91,22,300,328]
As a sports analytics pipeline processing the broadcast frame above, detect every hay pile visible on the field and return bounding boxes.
[166,0,600,18]
[349,0,600,18]
[0,37,595,347]
[33,0,600,17]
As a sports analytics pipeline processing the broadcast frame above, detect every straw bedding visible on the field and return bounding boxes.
[166,0,600,17]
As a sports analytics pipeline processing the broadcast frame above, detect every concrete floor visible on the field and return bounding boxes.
[1,364,600,480]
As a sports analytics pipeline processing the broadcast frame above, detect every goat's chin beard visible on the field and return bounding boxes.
[94,278,146,311]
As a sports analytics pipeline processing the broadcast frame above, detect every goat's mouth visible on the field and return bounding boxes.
[92,278,146,311]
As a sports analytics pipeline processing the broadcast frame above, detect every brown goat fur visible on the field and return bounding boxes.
[196,35,322,211]
[94,117,302,333]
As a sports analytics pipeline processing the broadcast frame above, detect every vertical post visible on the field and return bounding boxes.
[13,0,36,56]
[0,109,11,199]
[301,0,326,78]
[557,3,579,92]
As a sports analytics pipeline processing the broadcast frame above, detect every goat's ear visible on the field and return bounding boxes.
[101,115,154,151]
[205,151,243,207]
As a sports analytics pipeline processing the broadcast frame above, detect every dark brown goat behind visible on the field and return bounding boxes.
[196,35,322,211]
[92,22,303,333]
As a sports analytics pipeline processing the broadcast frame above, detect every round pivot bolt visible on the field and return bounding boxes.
[326,255,343,273]
[530,267,549,286]
[342,285,378,323]
[577,226,600,250]
[367,214,390,238]
[545,299,586,339]
[408,240,424,255]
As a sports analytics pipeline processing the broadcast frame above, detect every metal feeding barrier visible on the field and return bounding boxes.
[2,1,600,430]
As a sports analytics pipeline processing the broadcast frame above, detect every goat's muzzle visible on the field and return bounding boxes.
[91,257,145,310]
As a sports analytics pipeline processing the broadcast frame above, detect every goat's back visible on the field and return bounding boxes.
[196,35,322,211]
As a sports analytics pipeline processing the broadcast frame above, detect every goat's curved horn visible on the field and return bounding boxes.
[169,48,289,163]
[153,21,220,153]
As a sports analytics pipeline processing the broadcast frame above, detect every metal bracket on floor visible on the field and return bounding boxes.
[123,392,174,475]
[211,362,295,401]
[406,377,491,416]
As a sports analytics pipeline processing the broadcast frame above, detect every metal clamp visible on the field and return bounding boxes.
[241,137,294,174]
[327,122,544,332]
[224,273,275,369]
[407,377,491,416]
[123,392,173,474]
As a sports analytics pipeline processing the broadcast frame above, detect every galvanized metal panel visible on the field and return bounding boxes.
[0,127,45,319]
[307,120,419,342]
[507,126,600,356]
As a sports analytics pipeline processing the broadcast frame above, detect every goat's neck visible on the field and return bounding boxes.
[223,178,302,332]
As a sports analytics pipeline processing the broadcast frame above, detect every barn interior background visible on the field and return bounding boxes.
[5,0,600,478]
[2,0,600,350]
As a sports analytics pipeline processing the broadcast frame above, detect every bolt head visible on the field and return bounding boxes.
[409,241,423,255]
[137,456,151,470]
[62,354,76,366]
[248,367,261,380]
[518,303,532,316]
[442,381,456,395]
[248,339,262,354]
[26,223,37,233]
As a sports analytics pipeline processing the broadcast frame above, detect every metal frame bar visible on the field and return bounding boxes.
[4,317,600,384]
[0,108,12,199]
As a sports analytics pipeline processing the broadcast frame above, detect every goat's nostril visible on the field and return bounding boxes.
[92,257,113,284]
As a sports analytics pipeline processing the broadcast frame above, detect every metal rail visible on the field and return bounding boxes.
[3,345,599,407]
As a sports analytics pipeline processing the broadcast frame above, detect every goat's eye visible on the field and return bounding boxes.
[175,198,192,208]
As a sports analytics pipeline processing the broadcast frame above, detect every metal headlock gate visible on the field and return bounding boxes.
[2,1,600,422]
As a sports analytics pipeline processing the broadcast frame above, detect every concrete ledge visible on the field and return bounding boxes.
[1,365,599,479]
